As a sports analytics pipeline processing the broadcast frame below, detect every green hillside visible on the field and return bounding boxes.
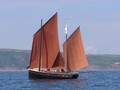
[87,54,120,66]
[0,49,120,70]
[0,49,30,70]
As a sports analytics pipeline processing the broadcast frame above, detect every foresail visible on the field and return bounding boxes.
[52,52,64,68]
[63,27,88,71]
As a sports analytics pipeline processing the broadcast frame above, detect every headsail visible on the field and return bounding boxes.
[27,13,63,69]
[52,52,64,68]
[63,27,88,71]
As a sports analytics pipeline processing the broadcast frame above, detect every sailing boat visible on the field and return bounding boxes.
[27,13,88,79]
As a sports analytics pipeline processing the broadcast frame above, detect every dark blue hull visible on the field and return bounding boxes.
[29,70,79,79]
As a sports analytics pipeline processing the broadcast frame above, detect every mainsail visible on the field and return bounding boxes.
[63,27,88,71]
[27,13,64,69]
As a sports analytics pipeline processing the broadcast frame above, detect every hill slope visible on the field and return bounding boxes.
[87,54,120,70]
[0,49,30,70]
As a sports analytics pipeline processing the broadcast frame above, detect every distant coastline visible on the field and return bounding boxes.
[0,69,27,72]
[0,48,120,71]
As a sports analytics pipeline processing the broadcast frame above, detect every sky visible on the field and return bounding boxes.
[0,0,120,54]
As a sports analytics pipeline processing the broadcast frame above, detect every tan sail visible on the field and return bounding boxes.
[63,27,88,71]
[27,13,61,69]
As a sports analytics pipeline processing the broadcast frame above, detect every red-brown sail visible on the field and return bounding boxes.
[42,13,60,68]
[63,27,88,71]
[27,13,61,69]
[27,30,42,69]
[52,52,64,68]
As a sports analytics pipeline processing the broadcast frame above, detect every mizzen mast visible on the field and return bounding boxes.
[65,19,68,41]
[64,19,68,72]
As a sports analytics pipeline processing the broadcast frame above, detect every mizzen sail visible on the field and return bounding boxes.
[63,27,88,71]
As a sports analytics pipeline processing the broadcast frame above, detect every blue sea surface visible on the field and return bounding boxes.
[0,70,120,90]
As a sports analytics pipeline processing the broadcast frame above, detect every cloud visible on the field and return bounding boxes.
[85,46,96,54]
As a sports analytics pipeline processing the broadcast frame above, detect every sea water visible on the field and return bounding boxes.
[0,70,120,90]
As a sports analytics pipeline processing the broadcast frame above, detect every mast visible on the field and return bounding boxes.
[39,19,43,71]
[64,19,68,71]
